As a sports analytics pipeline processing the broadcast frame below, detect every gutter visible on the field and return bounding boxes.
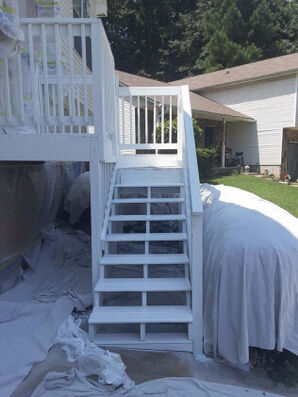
[195,70,298,93]
[192,109,255,123]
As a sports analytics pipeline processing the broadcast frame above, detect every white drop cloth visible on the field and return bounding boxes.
[32,373,284,397]
[201,184,298,366]
[123,377,283,396]
[0,226,92,396]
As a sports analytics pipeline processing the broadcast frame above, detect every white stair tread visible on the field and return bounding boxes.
[94,332,192,346]
[100,254,189,265]
[106,233,187,242]
[109,214,186,221]
[115,183,184,188]
[89,306,193,324]
[95,278,190,292]
[112,198,184,204]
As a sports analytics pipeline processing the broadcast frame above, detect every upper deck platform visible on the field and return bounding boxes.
[0,18,115,162]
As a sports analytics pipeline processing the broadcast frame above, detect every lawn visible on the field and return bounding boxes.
[205,174,298,217]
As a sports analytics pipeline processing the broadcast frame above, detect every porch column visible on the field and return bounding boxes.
[221,119,227,168]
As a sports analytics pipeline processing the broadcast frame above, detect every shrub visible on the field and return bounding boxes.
[250,348,298,387]
[156,118,203,145]
[156,118,178,143]
[156,118,218,179]
[196,147,219,178]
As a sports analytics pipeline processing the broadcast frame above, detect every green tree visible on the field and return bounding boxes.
[104,0,199,81]
[199,0,298,72]
[104,0,298,79]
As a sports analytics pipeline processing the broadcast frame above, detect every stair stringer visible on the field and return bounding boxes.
[89,167,195,352]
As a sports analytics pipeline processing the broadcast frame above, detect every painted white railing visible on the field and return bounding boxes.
[180,85,203,355]
[116,83,203,353]
[118,86,180,155]
[0,18,116,142]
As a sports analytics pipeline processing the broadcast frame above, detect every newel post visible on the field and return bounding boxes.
[90,21,105,301]
[91,20,105,161]
[191,212,203,356]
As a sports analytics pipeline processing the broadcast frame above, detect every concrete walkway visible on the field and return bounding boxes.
[12,344,298,397]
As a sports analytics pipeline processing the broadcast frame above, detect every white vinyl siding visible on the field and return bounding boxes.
[118,97,136,146]
[203,75,297,166]
[58,0,98,114]
[59,0,98,17]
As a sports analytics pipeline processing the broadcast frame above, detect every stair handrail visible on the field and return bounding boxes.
[101,164,117,241]
[180,85,203,215]
[180,85,203,355]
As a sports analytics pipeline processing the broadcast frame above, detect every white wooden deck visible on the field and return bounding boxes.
[0,18,203,355]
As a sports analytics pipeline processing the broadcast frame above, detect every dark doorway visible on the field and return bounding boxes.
[204,126,216,147]
[287,142,298,180]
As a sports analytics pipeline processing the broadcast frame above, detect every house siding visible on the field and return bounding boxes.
[202,75,297,166]
[58,0,98,115]
[118,97,136,146]
[59,0,98,17]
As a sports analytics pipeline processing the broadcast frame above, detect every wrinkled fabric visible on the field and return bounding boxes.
[201,184,298,366]
[0,1,24,59]
[123,377,283,397]
[31,369,120,397]
[0,162,63,263]
[32,374,283,397]
[0,226,92,396]
[55,316,134,389]
[64,172,90,224]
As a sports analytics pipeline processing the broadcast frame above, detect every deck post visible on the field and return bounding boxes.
[191,212,203,356]
[91,21,105,161]
[177,88,183,161]
[90,160,103,303]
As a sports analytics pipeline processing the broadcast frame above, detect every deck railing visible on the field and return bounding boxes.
[118,86,181,156]
[0,18,116,143]
[116,84,203,353]
[180,85,203,354]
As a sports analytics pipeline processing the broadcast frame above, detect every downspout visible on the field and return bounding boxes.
[221,119,227,168]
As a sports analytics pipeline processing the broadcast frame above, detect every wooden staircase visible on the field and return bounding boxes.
[89,168,195,351]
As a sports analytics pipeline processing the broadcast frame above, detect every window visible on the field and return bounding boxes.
[73,0,90,17]
[73,0,92,70]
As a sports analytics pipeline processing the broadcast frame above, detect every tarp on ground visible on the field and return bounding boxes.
[201,183,298,366]
[31,373,284,397]
[0,226,92,396]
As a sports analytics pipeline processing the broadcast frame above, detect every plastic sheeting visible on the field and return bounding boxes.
[0,162,63,292]
[0,226,92,396]
[64,171,90,224]
[26,314,136,397]
[201,184,298,366]
[55,317,133,389]
[0,0,24,59]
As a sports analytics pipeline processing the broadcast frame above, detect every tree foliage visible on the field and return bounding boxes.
[104,0,298,80]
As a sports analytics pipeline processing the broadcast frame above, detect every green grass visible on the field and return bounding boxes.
[204,174,298,217]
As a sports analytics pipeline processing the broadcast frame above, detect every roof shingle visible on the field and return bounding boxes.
[116,70,253,121]
[171,53,298,91]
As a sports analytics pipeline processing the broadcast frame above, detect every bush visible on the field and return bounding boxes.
[156,118,178,143]
[156,118,219,179]
[250,348,298,387]
[156,118,203,145]
[196,147,219,179]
